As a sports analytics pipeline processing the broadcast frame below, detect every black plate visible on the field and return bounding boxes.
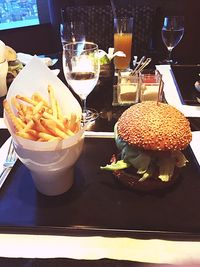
[0,136,200,240]
[171,65,200,106]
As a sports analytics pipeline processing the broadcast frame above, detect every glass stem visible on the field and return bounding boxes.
[82,97,87,125]
[168,48,173,62]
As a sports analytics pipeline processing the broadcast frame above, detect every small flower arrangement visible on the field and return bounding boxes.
[98,48,125,65]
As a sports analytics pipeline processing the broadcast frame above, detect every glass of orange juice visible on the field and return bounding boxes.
[114,17,133,71]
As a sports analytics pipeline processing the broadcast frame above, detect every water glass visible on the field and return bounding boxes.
[161,16,184,64]
[114,17,133,71]
[60,21,85,47]
[63,42,100,124]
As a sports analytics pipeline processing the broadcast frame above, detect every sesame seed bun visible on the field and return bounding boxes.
[117,101,192,151]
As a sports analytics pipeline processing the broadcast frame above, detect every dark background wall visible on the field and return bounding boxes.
[0,0,199,63]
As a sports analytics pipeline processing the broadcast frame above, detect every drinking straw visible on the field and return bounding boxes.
[131,56,146,75]
[110,0,119,33]
[157,76,164,105]
[136,58,152,73]
[60,8,66,23]
[70,21,75,42]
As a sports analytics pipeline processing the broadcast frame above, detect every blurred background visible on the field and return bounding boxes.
[0,0,199,64]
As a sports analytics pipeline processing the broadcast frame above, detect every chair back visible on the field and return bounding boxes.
[61,4,155,56]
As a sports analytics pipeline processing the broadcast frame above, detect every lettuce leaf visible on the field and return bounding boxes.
[100,159,130,171]
[101,123,189,182]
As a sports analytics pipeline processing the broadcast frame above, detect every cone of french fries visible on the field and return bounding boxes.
[4,56,84,196]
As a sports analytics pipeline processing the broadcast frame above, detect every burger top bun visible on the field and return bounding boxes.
[117,101,192,151]
[5,45,17,62]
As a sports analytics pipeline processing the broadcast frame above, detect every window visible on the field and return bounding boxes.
[0,0,39,30]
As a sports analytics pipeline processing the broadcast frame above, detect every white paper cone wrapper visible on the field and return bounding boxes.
[4,56,84,151]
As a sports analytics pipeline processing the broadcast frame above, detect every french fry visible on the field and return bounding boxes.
[32,92,53,114]
[16,117,26,129]
[38,132,61,142]
[16,95,37,106]
[18,113,27,123]
[37,138,46,142]
[11,96,21,113]
[40,118,68,139]
[56,99,64,122]
[65,128,76,136]
[16,130,37,141]
[24,106,34,122]
[63,117,69,129]
[46,108,53,115]
[4,84,81,142]
[31,92,49,108]
[19,102,28,116]
[22,107,45,133]
[48,85,57,119]
[22,119,34,132]
[32,101,44,115]
[65,113,80,133]
[3,99,25,131]
[32,118,51,134]
[43,111,66,132]
[68,113,78,132]
[72,121,80,134]
[26,129,39,139]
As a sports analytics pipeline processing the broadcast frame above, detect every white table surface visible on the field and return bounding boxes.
[156,65,200,117]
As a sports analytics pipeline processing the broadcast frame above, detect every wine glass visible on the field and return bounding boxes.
[60,21,85,48]
[161,16,184,64]
[63,41,100,124]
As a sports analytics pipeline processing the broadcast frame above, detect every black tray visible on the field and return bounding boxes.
[0,136,200,241]
[171,65,200,106]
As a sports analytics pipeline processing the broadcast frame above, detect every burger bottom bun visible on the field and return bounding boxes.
[113,168,180,192]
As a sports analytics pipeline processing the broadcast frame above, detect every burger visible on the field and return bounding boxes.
[101,101,192,191]
[5,46,23,87]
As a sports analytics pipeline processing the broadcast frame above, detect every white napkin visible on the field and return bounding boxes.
[1,234,200,263]
[190,131,200,166]
[51,69,60,76]
[0,118,6,129]
[0,59,8,97]
[17,53,58,67]
[156,65,200,117]
[0,40,6,63]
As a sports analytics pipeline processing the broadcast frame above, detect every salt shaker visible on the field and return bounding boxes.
[0,40,8,97]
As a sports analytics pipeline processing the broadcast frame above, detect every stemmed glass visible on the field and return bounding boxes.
[161,16,184,64]
[60,21,85,48]
[63,41,100,124]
